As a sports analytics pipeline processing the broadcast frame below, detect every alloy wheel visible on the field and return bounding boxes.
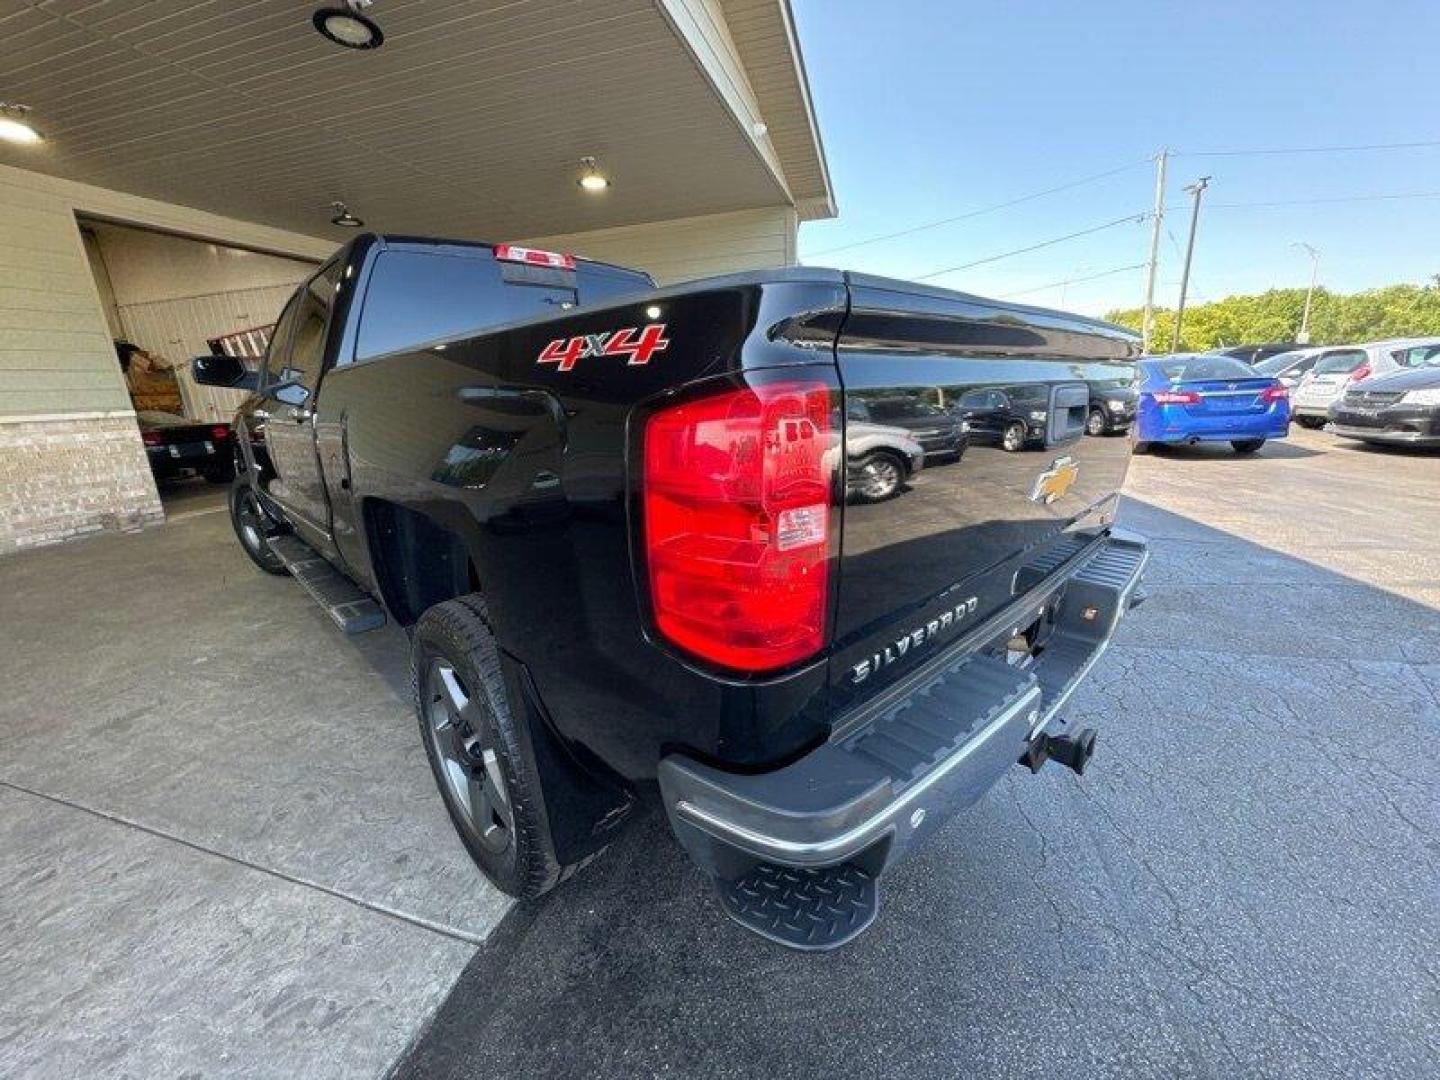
[1086,409,1105,436]
[425,660,512,854]
[860,457,901,500]
[1003,423,1025,452]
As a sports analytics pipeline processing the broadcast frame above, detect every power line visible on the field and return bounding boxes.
[913,212,1149,281]
[1201,189,1440,210]
[996,262,1147,299]
[805,158,1148,257]
[1178,138,1440,158]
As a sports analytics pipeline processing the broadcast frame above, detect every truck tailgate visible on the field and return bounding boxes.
[830,274,1140,711]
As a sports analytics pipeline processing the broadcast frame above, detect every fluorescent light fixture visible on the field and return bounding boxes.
[312,2,384,49]
[0,104,43,145]
[577,156,610,192]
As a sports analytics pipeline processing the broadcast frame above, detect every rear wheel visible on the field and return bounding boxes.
[228,477,287,575]
[854,451,905,502]
[412,596,569,899]
[1085,407,1107,436]
[1296,415,1325,430]
[1001,421,1027,453]
[1231,438,1265,454]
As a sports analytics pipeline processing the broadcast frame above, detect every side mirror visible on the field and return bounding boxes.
[192,354,260,391]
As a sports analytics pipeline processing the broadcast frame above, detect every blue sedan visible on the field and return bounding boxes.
[1134,353,1290,454]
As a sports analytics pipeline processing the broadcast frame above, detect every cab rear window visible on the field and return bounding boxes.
[353,249,652,362]
[1313,350,1366,375]
[1151,356,1253,381]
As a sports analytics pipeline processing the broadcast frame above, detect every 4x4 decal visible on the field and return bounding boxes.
[537,323,670,372]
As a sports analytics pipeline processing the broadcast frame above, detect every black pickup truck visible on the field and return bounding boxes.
[195,234,1147,951]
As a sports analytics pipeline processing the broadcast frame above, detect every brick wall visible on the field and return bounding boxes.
[0,413,163,554]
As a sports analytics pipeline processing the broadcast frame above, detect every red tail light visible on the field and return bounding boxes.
[1151,389,1201,405]
[141,430,162,447]
[211,425,230,441]
[1259,384,1288,403]
[1349,364,1372,382]
[643,379,835,673]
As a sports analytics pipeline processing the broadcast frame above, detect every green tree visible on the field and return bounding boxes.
[1106,282,1440,352]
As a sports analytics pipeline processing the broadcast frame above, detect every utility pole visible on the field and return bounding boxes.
[1140,148,1168,354]
[1293,242,1320,344]
[1171,175,1211,352]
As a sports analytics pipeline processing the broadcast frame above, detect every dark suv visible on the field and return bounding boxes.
[954,384,1051,451]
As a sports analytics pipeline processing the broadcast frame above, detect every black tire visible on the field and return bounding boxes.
[412,596,568,900]
[1295,415,1324,430]
[228,476,287,575]
[1231,438,1265,454]
[853,451,906,502]
[1085,407,1107,436]
[1001,421,1027,453]
[1131,441,1150,454]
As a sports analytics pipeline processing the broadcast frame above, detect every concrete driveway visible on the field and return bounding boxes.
[2,427,1436,1078]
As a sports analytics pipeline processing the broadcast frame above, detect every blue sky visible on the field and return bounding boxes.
[790,0,1440,316]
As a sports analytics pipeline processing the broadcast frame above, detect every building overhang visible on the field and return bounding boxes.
[0,0,834,241]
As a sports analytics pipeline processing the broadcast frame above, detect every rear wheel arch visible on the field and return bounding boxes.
[362,498,483,628]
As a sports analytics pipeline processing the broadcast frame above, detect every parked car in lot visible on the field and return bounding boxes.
[841,408,928,502]
[1328,343,1440,448]
[845,390,968,462]
[193,234,1147,950]
[953,383,1052,450]
[1251,346,1323,390]
[1084,370,1138,435]
[1290,340,1430,427]
[1219,342,1299,366]
[1133,353,1289,453]
[137,410,235,483]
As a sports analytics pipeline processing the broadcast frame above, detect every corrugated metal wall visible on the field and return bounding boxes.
[116,284,296,421]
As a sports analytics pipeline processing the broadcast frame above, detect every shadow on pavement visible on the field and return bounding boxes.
[392,501,1439,1080]
[1143,438,1320,461]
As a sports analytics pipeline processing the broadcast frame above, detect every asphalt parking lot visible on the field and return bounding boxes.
[2,426,1436,1078]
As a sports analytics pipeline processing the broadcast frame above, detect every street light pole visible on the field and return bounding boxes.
[1294,242,1320,344]
[1171,175,1211,352]
[1140,148,1168,354]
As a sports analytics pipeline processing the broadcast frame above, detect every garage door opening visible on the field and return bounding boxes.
[77,217,318,519]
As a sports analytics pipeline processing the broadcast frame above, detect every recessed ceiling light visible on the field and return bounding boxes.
[0,103,43,146]
[577,156,610,193]
[329,201,364,227]
[312,2,384,50]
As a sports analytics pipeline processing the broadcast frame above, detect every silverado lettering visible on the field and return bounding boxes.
[851,596,980,684]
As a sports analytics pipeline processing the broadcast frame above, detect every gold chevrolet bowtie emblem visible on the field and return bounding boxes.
[1030,456,1079,505]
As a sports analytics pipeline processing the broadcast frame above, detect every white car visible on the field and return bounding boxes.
[1290,338,1440,428]
[1252,346,1324,390]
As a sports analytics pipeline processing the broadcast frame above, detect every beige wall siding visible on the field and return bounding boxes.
[88,222,316,307]
[0,163,332,420]
[0,196,130,417]
[527,205,797,285]
[118,283,298,422]
[85,222,313,422]
[0,163,332,552]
